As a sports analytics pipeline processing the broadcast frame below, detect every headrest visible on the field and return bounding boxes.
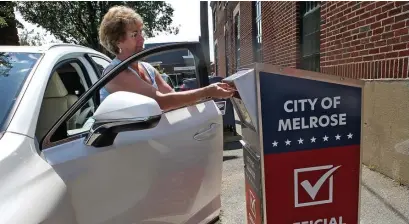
[44,71,68,98]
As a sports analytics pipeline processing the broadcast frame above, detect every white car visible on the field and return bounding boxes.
[0,43,223,224]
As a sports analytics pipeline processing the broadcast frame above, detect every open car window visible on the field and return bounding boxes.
[89,56,111,78]
[41,42,210,149]
[35,58,96,142]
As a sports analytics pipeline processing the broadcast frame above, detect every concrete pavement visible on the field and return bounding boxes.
[218,148,246,224]
[360,166,409,224]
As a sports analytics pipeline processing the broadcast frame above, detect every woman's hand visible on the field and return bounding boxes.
[205,82,236,99]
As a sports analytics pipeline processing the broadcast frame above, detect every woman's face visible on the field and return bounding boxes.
[119,21,145,54]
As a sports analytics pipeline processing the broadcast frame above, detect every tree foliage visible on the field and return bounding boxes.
[0,2,22,45]
[17,1,179,52]
[0,53,12,77]
[18,28,59,46]
[0,2,15,28]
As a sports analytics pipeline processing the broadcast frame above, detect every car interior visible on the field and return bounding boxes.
[36,61,96,142]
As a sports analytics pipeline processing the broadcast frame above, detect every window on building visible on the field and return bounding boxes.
[213,9,216,32]
[214,42,218,75]
[300,1,321,72]
[254,1,262,62]
[225,25,229,76]
[234,13,240,70]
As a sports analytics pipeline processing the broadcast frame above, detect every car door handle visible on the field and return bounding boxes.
[193,123,220,141]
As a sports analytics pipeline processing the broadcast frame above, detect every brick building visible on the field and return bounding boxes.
[211,1,409,79]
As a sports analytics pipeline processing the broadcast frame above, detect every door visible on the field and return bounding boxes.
[40,42,223,224]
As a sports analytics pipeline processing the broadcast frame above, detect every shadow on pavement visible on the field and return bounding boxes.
[223,155,240,162]
[362,182,409,224]
[224,141,242,151]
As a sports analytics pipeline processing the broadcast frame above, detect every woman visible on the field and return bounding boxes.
[98,5,235,111]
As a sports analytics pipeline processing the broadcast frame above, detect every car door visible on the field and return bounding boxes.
[39,42,223,224]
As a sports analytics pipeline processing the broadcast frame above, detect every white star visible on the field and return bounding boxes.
[272,141,278,147]
[323,135,329,141]
[298,138,304,144]
[347,133,353,139]
[311,136,316,143]
[335,134,341,140]
[285,139,291,146]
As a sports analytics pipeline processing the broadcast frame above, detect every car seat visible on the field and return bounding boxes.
[36,71,80,141]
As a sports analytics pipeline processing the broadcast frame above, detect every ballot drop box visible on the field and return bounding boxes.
[223,64,364,224]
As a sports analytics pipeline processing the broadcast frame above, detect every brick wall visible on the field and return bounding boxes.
[321,1,409,79]
[213,2,225,77]
[212,1,408,79]
[239,1,255,67]
[262,1,300,68]
[216,37,227,77]
[226,1,239,75]
[225,2,237,76]
[212,1,239,77]
[212,2,233,77]
[213,1,301,71]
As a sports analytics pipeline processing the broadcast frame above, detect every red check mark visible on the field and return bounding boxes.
[300,165,341,200]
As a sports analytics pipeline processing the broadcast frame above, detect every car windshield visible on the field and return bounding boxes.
[0,52,42,131]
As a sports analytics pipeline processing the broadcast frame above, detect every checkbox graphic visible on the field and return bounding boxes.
[294,165,341,208]
[249,189,257,218]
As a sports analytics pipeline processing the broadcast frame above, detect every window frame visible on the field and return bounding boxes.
[214,40,218,75]
[85,54,112,78]
[40,42,210,150]
[234,12,240,71]
[85,53,113,105]
[37,57,94,143]
[213,8,217,33]
[224,24,229,76]
[253,1,262,62]
[299,1,321,72]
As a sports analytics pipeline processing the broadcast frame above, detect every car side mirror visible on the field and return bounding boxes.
[84,91,162,147]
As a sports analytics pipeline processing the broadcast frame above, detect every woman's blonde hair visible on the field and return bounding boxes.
[99,5,143,54]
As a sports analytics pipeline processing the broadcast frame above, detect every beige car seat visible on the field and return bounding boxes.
[36,71,79,140]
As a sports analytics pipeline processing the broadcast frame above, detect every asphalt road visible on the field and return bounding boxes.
[217,114,409,224]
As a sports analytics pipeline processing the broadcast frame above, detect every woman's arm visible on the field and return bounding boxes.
[105,70,234,111]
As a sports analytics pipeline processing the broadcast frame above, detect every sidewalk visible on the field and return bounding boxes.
[360,166,409,224]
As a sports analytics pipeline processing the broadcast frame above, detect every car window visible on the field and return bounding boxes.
[0,52,42,130]
[43,44,209,147]
[35,59,96,141]
[90,56,111,78]
[88,56,113,103]
[61,56,112,138]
